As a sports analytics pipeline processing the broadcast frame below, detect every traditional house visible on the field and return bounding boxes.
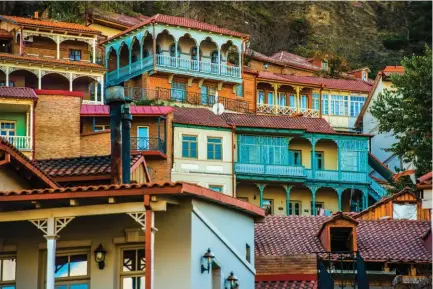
[99,14,251,113]
[417,172,432,210]
[0,13,106,104]
[255,210,432,288]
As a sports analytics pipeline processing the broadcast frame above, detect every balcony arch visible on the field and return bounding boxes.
[199,37,218,60]
[23,35,57,58]
[288,137,312,169]
[341,188,364,212]
[314,187,339,215]
[314,139,338,172]
[41,72,69,90]
[156,30,175,55]
[221,40,240,66]
[118,41,129,68]
[130,37,141,63]
[9,69,38,89]
[141,33,153,58]
[106,47,117,72]
[72,75,101,102]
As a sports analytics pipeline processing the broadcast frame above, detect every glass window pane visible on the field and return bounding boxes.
[69,254,87,277]
[55,256,69,278]
[70,284,89,289]
[2,258,16,281]
[55,286,68,289]
[123,250,137,272]
[137,249,145,271]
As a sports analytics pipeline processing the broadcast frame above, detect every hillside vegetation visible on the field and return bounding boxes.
[1,1,431,76]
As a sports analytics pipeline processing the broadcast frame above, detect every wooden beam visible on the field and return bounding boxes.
[0,153,10,167]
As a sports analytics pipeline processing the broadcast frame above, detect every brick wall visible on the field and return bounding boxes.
[80,130,111,156]
[23,36,91,61]
[255,255,317,275]
[35,93,81,159]
[248,59,315,76]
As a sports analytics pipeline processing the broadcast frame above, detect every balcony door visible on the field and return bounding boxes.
[171,82,186,102]
[201,86,216,105]
[137,126,149,151]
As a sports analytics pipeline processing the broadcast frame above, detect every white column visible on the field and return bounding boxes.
[26,111,29,137]
[38,69,42,89]
[29,104,34,147]
[94,81,98,102]
[150,211,155,289]
[5,67,9,86]
[56,35,60,60]
[100,77,104,104]
[328,92,332,116]
[45,218,57,289]
[92,38,96,63]
[69,73,73,91]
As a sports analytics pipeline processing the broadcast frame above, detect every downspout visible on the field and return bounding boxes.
[231,125,236,197]
[32,100,36,160]
[319,85,323,118]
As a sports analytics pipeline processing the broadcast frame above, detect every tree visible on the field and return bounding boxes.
[370,46,432,177]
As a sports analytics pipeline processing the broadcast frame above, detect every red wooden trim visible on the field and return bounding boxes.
[0,153,11,166]
[132,150,167,159]
[255,274,317,281]
[34,89,84,97]
[145,210,153,289]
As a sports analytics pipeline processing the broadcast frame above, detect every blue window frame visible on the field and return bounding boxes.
[169,44,181,57]
[278,93,286,106]
[182,135,197,158]
[211,51,219,64]
[289,150,302,166]
[209,185,223,192]
[289,95,296,108]
[350,96,366,117]
[69,49,81,61]
[258,90,265,104]
[301,95,308,109]
[207,137,222,160]
[236,84,243,97]
[267,92,274,105]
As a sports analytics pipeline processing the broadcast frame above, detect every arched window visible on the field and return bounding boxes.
[143,49,149,58]
[170,44,181,57]
[211,51,219,64]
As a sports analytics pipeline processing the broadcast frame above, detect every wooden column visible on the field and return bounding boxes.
[92,38,96,63]
[56,35,60,59]
[284,185,293,216]
[256,184,266,208]
[5,67,9,87]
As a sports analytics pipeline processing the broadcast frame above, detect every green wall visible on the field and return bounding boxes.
[0,112,27,136]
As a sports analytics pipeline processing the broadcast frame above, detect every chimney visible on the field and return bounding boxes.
[34,11,39,19]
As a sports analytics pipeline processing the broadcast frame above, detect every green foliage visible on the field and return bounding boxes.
[312,50,350,78]
[289,17,311,46]
[370,46,432,177]
[383,34,408,51]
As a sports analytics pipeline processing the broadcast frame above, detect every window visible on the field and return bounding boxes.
[300,95,308,109]
[0,81,14,87]
[257,90,265,104]
[169,44,181,57]
[209,185,223,193]
[321,61,328,70]
[321,94,329,115]
[289,201,302,216]
[312,93,319,111]
[0,121,16,137]
[289,95,296,109]
[211,51,219,64]
[278,92,286,106]
[311,202,324,215]
[289,150,302,166]
[120,248,145,289]
[350,96,366,117]
[182,135,197,158]
[330,227,354,252]
[267,91,274,105]
[94,125,109,132]
[341,151,359,171]
[69,50,81,61]
[245,244,251,263]
[236,84,243,97]
[191,47,201,60]
[263,199,273,215]
[315,152,324,170]
[330,95,349,116]
[53,253,89,289]
[362,71,367,81]
[207,137,222,160]
[393,203,417,220]
[0,256,16,289]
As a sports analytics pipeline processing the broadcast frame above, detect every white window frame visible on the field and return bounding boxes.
[94,125,109,132]
[362,71,367,81]
[289,201,302,216]
[0,120,17,137]
[118,246,146,289]
[349,96,366,117]
[0,254,16,288]
[330,95,349,116]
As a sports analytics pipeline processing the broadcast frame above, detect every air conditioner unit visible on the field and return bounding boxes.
[24,36,33,43]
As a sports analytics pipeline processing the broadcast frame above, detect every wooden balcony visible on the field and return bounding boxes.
[256,103,320,117]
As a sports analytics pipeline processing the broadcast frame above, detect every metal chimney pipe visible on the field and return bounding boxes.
[122,102,132,183]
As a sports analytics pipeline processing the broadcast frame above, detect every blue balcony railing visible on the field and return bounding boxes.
[370,178,388,198]
[130,137,166,154]
[235,163,305,177]
[106,54,241,86]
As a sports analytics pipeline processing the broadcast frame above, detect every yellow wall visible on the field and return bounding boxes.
[236,184,340,216]
[289,138,338,170]
[88,23,123,38]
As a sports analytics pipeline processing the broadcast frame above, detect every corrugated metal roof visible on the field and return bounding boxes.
[80,104,174,116]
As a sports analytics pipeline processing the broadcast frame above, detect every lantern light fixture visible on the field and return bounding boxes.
[225,271,239,289]
[200,248,215,273]
[94,243,107,270]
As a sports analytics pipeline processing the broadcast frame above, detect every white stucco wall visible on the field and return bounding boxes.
[172,126,234,195]
[190,199,255,289]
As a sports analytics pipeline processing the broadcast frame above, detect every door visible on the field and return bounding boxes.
[137,127,149,151]
[171,82,186,102]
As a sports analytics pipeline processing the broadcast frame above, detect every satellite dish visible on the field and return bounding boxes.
[212,103,225,115]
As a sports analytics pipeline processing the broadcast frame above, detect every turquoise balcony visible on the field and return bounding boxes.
[235,163,305,178]
[103,25,243,86]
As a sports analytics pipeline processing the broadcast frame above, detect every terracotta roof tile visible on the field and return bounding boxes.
[0,87,37,99]
[80,104,174,116]
[222,113,336,134]
[270,51,322,71]
[0,28,11,39]
[101,14,247,45]
[255,215,432,263]
[418,172,432,185]
[0,15,100,34]
[87,8,148,28]
[33,154,143,178]
[0,53,105,70]
[173,107,231,128]
[258,72,373,93]
[256,280,317,289]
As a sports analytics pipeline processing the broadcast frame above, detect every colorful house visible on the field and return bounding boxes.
[99,14,250,113]
[0,14,106,104]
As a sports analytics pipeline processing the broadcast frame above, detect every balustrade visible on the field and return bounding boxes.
[130,137,165,153]
[235,163,305,177]
[256,103,319,118]
[3,136,32,150]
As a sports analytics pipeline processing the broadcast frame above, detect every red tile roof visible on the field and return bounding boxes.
[0,28,11,39]
[101,14,248,45]
[0,53,105,70]
[270,51,322,72]
[256,280,317,289]
[255,215,431,263]
[173,107,231,128]
[87,8,149,28]
[80,104,174,116]
[258,72,373,93]
[222,113,336,134]
[418,172,432,185]
[0,86,37,99]
[0,15,100,34]
[33,154,143,178]
[0,182,265,218]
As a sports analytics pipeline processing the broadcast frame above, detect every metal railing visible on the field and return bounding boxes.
[235,163,305,177]
[370,178,388,198]
[256,103,320,117]
[130,137,165,154]
[3,136,32,150]
[124,87,249,113]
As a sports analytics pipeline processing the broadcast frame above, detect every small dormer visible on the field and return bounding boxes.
[348,67,371,81]
[317,212,358,252]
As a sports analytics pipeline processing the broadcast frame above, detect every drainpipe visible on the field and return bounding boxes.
[20,26,23,56]
[319,85,323,118]
[122,101,132,183]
